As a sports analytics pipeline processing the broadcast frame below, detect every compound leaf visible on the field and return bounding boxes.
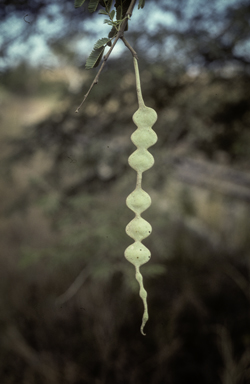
[108,25,117,38]
[74,0,86,8]
[103,0,113,12]
[99,9,109,15]
[138,0,146,9]
[88,0,100,13]
[94,37,111,49]
[110,9,115,20]
[116,5,122,20]
[85,46,105,69]
[104,19,113,25]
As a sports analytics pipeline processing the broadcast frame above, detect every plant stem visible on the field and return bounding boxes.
[133,56,145,108]
[75,0,137,113]
[120,36,138,59]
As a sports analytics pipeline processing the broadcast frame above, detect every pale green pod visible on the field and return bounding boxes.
[133,107,158,129]
[131,127,157,149]
[128,149,154,173]
[124,57,157,335]
[124,242,151,267]
[126,188,151,214]
[126,216,152,242]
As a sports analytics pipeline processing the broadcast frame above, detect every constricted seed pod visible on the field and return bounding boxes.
[124,57,157,335]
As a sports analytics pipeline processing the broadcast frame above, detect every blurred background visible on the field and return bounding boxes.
[1,0,250,382]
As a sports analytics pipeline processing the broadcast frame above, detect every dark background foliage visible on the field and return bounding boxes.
[1,0,250,383]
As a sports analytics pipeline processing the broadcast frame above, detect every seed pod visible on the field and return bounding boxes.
[124,57,157,335]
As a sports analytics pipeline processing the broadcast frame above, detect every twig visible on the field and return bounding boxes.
[55,256,105,306]
[224,263,250,302]
[55,267,91,306]
[75,34,120,113]
[75,0,137,113]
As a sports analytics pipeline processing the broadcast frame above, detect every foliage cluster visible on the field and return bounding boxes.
[1,0,250,71]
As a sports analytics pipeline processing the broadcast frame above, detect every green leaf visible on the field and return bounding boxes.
[138,0,146,9]
[110,9,115,20]
[105,0,113,13]
[99,9,109,15]
[116,0,129,18]
[116,5,122,20]
[94,37,111,49]
[108,26,117,38]
[88,0,100,13]
[104,19,113,25]
[115,0,128,31]
[100,0,113,12]
[85,46,105,69]
[74,0,86,8]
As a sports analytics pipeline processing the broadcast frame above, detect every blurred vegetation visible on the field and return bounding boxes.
[1,0,250,383]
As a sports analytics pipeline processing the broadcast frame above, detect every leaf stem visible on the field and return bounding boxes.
[75,0,137,113]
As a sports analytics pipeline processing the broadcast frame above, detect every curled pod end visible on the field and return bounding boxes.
[141,315,148,336]
[135,266,149,336]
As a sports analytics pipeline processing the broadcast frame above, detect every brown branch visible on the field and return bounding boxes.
[75,0,137,113]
